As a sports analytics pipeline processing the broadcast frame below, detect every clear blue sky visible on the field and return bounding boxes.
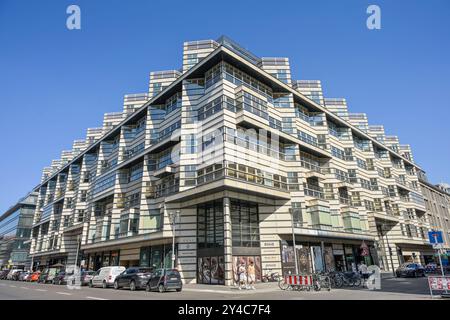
[0,0,449,213]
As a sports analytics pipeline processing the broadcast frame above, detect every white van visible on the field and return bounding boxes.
[89,266,125,288]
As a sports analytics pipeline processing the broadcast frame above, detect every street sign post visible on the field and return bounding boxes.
[428,230,445,278]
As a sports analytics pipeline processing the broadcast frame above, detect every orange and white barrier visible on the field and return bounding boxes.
[284,275,313,286]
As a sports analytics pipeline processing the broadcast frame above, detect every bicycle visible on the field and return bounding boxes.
[278,276,290,290]
[328,271,344,288]
[262,270,280,283]
[312,272,331,291]
[340,271,362,287]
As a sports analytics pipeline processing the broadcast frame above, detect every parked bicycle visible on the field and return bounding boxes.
[313,272,331,291]
[262,270,280,283]
[340,271,362,287]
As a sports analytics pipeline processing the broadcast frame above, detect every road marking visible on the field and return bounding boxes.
[9,285,17,288]
[56,292,72,296]
[20,287,30,290]
[85,296,108,300]
[35,289,47,292]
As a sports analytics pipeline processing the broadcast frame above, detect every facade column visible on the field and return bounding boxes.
[223,197,233,286]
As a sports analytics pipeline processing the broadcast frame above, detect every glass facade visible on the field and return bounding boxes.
[231,200,260,248]
[0,194,36,268]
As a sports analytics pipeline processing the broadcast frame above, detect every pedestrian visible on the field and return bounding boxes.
[238,262,247,290]
[358,261,369,282]
[247,260,256,290]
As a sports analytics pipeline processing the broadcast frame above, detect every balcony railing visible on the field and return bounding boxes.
[303,183,324,199]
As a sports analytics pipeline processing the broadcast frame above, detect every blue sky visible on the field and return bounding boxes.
[0,0,449,213]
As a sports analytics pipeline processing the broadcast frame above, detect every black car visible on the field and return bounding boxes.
[114,267,153,291]
[396,263,426,277]
[145,269,182,293]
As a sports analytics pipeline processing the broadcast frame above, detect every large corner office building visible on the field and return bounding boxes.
[24,36,440,285]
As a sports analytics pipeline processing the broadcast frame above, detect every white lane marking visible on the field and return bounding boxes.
[9,285,17,288]
[20,287,30,290]
[56,292,71,296]
[35,289,47,292]
[85,296,108,300]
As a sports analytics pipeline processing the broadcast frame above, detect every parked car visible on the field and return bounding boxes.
[76,270,96,286]
[12,270,25,281]
[65,270,96,286]
[114,267,153,291]
[53,271,73,285]
[37,271,49,283]
[28,271,41,282]
[396,263,426,277]
[0,270,10,280]
[18,271,31,281]
[145,269,182,293]
[89,266,126,288]
[425,263,437,273]
[45,268,59,283]
[7,269,23,280]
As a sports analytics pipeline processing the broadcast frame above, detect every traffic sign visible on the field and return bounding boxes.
[428,231,444,245]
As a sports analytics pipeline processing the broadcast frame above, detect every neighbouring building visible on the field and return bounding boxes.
[28,36,435,285]
[418,173,450,265]
[0,192,38,269]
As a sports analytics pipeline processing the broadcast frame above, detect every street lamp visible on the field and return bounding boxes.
[168,210,180,269]
[290,208,299,275]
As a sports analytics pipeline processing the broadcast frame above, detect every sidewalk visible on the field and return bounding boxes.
[183,282,280,294]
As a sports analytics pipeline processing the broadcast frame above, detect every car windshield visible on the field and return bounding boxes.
[166,270,179,277]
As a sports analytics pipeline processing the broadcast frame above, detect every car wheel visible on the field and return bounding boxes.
[130,281,136,291]
[176,288,182,292]
[145,284,151,292]
[114,280,119,290]
[102,281,107,289]
[158,284,165,293]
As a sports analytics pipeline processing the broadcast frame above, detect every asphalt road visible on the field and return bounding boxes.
[0,277,434,300]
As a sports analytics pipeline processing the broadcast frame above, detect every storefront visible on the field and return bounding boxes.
[83,250,120,271]
[196,199,262,285]
[139,244,174,269]
[281,238,376,274]
[32,255,68,271]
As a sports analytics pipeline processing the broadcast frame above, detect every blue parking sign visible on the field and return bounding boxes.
[428,231,444,244]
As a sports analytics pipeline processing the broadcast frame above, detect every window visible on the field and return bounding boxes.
[197,201,224,249]
[183,165,197,186]
[129,163,144,182]
[290,203,303,227]
[331,146,345,160]
[231,200,260,247]
[183,134,197,154]
[80,190,87,202]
